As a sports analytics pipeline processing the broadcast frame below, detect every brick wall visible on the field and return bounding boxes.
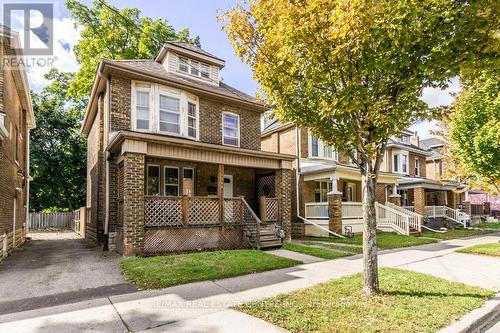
[86,104,102,243]
[261,132,278,153]
[110,76,131,132]
[123,152,145,256]
[409,152,426,177]
[275,169,292,241]
[0,40,28,258]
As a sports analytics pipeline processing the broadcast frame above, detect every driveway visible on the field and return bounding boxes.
[0,232,136,315]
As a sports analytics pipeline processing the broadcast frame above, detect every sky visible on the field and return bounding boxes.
[20,0,459,139]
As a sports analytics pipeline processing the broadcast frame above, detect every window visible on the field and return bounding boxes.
[183,168,194,196]
[415,157,420,176]
[393,154,399,172]
[190,60,199,76]
[135,90,150,130]
[0,112,7,137]
[200,63,210,78]
[346,183,356,202]
[400,135,410,143]
[311,135,319,157]
[147,165,160,195]
[222,113,240,146]
[314,181,332,202]
[159,94,180,134]
[179,57,189,73]
[309,133,336,159]
[402,154,407,173]
[164,167,179,196]
[187,102,197,138]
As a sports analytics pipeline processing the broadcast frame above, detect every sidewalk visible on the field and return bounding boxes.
[0,234,498,332]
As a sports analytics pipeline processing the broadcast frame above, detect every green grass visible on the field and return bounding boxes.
[283,243,353,259]
[474,222,500,229]
[237,268,494,333]
[422,228,497,240]
[457,243,500,257]
[302,233,438,250]
[120,249,300,289]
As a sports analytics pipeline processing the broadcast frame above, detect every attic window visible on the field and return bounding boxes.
[190,60,199,76]
[201,64,210,78]
[179,57,189,73]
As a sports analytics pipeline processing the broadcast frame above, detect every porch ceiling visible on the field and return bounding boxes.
[109,130,295,170]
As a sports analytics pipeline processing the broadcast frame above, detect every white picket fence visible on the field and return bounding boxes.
[28,212,74,230]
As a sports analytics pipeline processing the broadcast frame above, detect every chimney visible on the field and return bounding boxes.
[410,131,419,147]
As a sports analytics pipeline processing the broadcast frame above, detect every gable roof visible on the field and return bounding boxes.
[420,137,445,149]
[154,41,225,68]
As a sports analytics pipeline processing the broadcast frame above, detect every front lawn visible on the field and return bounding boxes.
[283,243,353,260]
[237,268,494,333]
[120,249,300,289]
[422,228,496,240]
[303,233,437,249]
[457,243,500,257]
[474,222,500,229]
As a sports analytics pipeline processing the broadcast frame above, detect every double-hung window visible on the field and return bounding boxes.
[135,90,150,130]
[222,113,240,146]
[190,60,199,76]
[415,157,420,176]
[159,94,180,134]
[309,133,335,159]
[392,151,409,174]
[179,57,189,73]
[402,154,408,173]
[187,102,197,138]
[200,64,210,79]
[314,181,332,202]
[393,154,399,173]
[164,167,179,196]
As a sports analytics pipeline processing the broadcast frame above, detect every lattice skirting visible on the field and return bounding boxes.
[143,226,252,255]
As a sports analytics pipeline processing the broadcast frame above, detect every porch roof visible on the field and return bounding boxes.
[108,130,295,170]
[301,162,399,184]
[397,177,460,190]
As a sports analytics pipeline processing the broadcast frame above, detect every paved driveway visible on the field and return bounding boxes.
[0,232,136,315]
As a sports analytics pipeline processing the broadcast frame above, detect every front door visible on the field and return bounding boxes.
[224,175,233,198]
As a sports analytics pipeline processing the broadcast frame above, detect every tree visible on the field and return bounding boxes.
[66,0,200,100]
[448,70,500,194]
[30,70,87,211]
[220,0,495,294]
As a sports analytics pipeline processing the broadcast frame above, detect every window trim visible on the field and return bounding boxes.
[164,166,180,196]
[392,150,409,175]
[0,112,7,137]
[414,157,420,176]
[222,112,240,147]
[314,181,331,203]
[186,99,199,140]
[146,164,161,196]
[158,91,181,136]
[308,131,336,160]
[177,56,211,80]
[178,57,189,73]
[131,83,153,132]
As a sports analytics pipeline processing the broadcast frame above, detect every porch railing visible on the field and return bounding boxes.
[386,202,422,232]
[342,202,363,219]
[402,206,415,212]
[305,202,328,220]
[375,202,410,235]
[425,205,469,227]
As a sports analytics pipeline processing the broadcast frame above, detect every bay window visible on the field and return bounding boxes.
[222,113,240,147]
[132,81,199,140]
[309,133,336,159]
[402,154,408,173]
[415,157,420,176]
[392,150,409,174]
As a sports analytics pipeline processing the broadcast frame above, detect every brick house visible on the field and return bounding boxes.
[81,42,295,256]
[262,122,469,237]
[0,28,35,260]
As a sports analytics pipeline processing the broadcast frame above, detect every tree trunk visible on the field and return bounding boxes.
[361,173,379,295]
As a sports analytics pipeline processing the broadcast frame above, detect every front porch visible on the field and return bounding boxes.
[107,132,295,256]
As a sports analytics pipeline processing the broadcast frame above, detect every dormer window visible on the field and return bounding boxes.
[201,64,210,78]
[190,60,199,76]
[177,56,211,80]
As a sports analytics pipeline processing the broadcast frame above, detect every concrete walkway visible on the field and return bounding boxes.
[0,232,136,315]
[0,233,498,332]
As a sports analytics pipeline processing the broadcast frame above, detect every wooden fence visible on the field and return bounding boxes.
[28,212,74,230]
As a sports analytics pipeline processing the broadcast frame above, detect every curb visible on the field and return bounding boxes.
[438,293,500,333]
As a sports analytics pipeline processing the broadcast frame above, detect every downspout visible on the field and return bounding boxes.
[294,126,344,238]
[25,128,31,236]
[104,78,111,249]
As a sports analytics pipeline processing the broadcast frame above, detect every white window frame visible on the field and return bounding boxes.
[392,150,409,175]
[308,131,336,160]
[314,181,331,203]
[346,182,356,202]
[146,164,161,196]
[200,63,210,79]
[177,56,211,80]
[222,112,240,147]
[164,166,179,196]
[158,91,181,136]
[131,81,199,141]
[190,60,200,76]
[131,83,153,132]
[415,157,420,176]
[178,57,189,73]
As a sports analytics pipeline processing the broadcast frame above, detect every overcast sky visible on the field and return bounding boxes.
[23,0,459,139]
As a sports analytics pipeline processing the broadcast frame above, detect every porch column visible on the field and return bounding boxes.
[122,152,145,256]
[484,202,491,216]
[462,201,471,215]
[328,177,343,235]
[447,191,456,209]
[275,169,292,241]
[218,164,224,223]
[388,184,401,206]
[414,187,425,216]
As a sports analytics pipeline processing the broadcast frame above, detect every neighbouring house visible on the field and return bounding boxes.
[261,120,471,237]
[81,41,295,256]
[0,27,35,260]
